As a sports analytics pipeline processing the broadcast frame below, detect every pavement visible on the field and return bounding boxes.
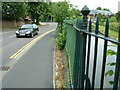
[2,31,56,88]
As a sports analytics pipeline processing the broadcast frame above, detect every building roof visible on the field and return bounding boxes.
[89,10,114,16]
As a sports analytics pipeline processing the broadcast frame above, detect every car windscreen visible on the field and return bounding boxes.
[20,25,33,30]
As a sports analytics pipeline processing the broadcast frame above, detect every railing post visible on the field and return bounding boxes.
[80,5,90,89]
[73,5,90,89]
[81,5,90,29]
[113,26,120,89]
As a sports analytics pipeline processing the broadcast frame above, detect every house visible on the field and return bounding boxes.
[88,10,114,22]
[89,9,114,17]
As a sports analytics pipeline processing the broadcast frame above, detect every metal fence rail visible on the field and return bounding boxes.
[64,5,120,90]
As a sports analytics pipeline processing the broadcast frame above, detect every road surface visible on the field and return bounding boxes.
[1,23,57,88]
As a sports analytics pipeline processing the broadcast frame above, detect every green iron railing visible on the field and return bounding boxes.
[64,5,120,90]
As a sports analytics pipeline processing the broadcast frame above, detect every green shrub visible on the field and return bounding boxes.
[109,16,117,22]
[99,19,105,26]
[109,23,119,32]
[56,24,67,50]
[76,16,82,19]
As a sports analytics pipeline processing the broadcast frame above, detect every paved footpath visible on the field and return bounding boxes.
[2,31,56,88]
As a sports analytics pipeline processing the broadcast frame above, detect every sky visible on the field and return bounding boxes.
[52,0,120,13]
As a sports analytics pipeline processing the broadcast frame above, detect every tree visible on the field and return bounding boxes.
[116,11,120,22]
[28,2,51,24]
[39,2,52,22]
[51,2,70,24]
[96,7,102,10]
[2,2,29,21]
[0,2,2,20]
[46,2,54,22]
[2,2,81,24]
[96,7,111,12]
[103,8,110,11]
[28,2,41,24]
[69,7,81,19]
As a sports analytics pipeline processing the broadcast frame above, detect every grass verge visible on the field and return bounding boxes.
[93,24,118,40]
[99,25,118,40]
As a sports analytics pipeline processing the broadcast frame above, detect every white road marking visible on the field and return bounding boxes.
[0,35,15,42]
[0,32,10,34]
[10,35,16,38]
[0,39,2,42]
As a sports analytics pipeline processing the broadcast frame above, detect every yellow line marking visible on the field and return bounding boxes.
[10,40,33,59]
[10,29,56,59]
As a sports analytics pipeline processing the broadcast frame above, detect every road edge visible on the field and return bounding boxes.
[53,44,56,88]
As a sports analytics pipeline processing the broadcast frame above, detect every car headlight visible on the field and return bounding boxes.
[16,31,19,34]
[26,31,31,34]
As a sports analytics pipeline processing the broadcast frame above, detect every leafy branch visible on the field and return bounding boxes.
[105,46,120,86]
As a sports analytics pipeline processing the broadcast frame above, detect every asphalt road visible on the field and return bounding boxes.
[1,23,57,88]
[1,23,57,66]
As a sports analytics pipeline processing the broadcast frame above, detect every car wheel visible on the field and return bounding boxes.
[31,33,34,38]
[36,31,39,35]
[16,36,19,38]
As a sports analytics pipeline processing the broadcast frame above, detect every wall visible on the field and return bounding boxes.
[1,20,25,29]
